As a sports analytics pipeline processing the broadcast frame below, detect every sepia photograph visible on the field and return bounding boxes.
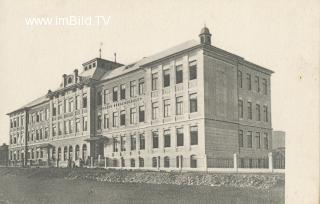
[0,1,319,204]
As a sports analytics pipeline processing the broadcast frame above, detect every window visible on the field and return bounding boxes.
[36,113,40,122]
[239,130,244,147]
[113,112,119,127]
[58,102,62,115]
[113,137,118,152]
[189,93,197,113]
[104,114,109,129]
[120,110,126,126]
[238,70,242,88]
[152,157,157,168]
[75,145,80,160]
[97,91,102,105]
[63,147,67,161]
[52,125,57,136]
[255,76,260,92]
[190,126,198,145]
[263,105,268,122]
[152,73,158,91]
[104,89,109,104]
[247,101,252,120]
[164,130,171,148]
[120,84,126,100]
[130,108,136,124]
[138,78,145,95]
[130,81,136,97]
[83,116,88,131]
[44,128,48,139]
[52,104,57,116]
[190,155,197,168]
[69,120,73,133]
[256,132,261,149]
[58,122,62,135]
[164,156,170,168]
[176,96,183,115]
[130,135,136,151]
[262,79,268,95]
[120,136,126,151]
[113,87,118,102]
[264,133,269,149]
[152,102,159,120]
[163,100,170,117]
[163,69,170,87]
[246,73,251,90]
[177,128,184,146]
[130,159,135,167]
[256,104,261,121]
[82,95,87,108]
[247,131,252,148]
[239,100,243,118]
[189,61,197,80]
[76,119,80,132]
[139,106,145,122]
[69,99,74,112]
[152,131,159,148]
[139,133,145,150]
[176,64,183,84]
[139,157,144,167]
[75,96,81,110]
[69,146,73,160]
[97,115,102,130]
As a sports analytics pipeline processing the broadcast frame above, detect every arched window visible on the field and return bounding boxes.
[190,155,197,168]
[63,147,67,161]
[75,145,80,160]
[164,156,170,168]
[31,149,34,159]
[121,157,125,167]
[113,159,118,167]
[139,157,144,168]
[176,156,179,168]
[52,147,56,160]
[82,144,87,160]
[67,77,72,84]
[69,146,73,160]
[152,157,157,168]
[130,159,135,167]
[57,147,61,160]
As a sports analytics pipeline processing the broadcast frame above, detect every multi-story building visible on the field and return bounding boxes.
[7,26,273,169]
[0,144,8,166]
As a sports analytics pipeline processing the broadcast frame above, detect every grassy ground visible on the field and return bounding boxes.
[0,168,284,204]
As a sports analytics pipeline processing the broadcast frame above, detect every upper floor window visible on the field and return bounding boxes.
[238,99,243,118]
[139,133,145,150]
[256,104,261,121]
[239,130,244,147]
[130,135,136,151]
[152,131,159,148]
[176,96,183,115]
[152,102,159,120]
[104,89,110,104]
[68,99,74,112]
[113,112,118,127]
[164,129,171,148]
[113,137,118,152]
[52,104,57,116]
[138,78,145,95]
[120,136,126,151]
[189,61,197,80]
[97,91,102,105]
[130,108,136,124]
[104,114,109,129]
[190,126,198,145]
[130,81,136,97]
[263,105,268,122]
[163,69,170,87]
[75,119,80,132]
[262,79,268,95]
[120,110,126,126]
[75,96,81,110]
[83,116,88,131]
[139,106,145,122]
[97,115,102,130]
[83,95,87,108]
[120,84,126,100]
[246,73,251,90]
[176,64,183,84]
[189,93,198,113]
[255,76,260,92]
[256,132,261,149]
[176,128,184,146]
[113,87,118,102]
[264,133,269,149]
[247,131,252,148]
[247,101,252,120]
[238,70,243,88]
[163,99,170,117]
[152,73,158,91]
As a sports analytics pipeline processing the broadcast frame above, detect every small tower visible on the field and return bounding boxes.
[199,25,212,45]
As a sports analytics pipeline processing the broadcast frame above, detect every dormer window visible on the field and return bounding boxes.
[84,66,88,71]
[89,64,92,69]
[93,62,96,67]
[67,77,72,84]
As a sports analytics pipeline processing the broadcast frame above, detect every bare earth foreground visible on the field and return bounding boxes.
[0,168,284,204]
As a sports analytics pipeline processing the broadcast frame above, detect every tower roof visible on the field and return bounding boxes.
[200,26,211,35]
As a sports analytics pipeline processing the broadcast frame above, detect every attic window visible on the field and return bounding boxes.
[84,66,88,71]
[93,63,96,67]
[67,77,72,84]
[89,65,92,69]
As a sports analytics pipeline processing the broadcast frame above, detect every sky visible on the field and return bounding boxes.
[0,0,319,202]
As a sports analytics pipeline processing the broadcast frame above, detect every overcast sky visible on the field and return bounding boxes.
[0,1,319,201]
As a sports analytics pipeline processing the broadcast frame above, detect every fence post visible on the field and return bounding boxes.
[233,153,238,173]
[268,152,273,172]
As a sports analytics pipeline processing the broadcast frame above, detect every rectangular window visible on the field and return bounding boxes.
[238,70,242,88]
[97,115,102,130]
[264,133,269,149]
[130,135,136,151]
[247,101,252,120]
[262,79,268,95]
[83,116,88,131]
[152,73,158,91]
[120,110,126,126]
[130,108,136,124]
[104,89,109,104]
[152,102,159,120]
[176,96,183,115]
[239,99,243,118]
[82,95,87,108]
[189,61,197,80]
[255,76,260,92]
[113,137,118,152]
[246,73,251,90]
[52,125,56,136]
[58,102,62,115]
[75,119,80,132]
[97,91,102,105]
[69,120,73,133]
[163,69,170,87]
[256,104,261,121]
[189,93,198,113]
[113,112,119,127]
[69,99,74,112]
[164,130,171,148]
[58,122,62,135]
[239,130,244,147]
[263,105,268,122]
[176,64,183,84]
[139,133,145,150]
[139,106,145,122]
[76,96,81,110]
[256,132,261,149]
[163,99,170,117]
[120,136,126,151]
[130,81,136,97]
[120,84,126,100]
[44,128,48,139]
[152,131,159,148]
[104,114,109,129]
[177,128,184,146]
[247,131,252,148]
[190,126,198,145]
[138,78,145,95]
[113,87,118,102]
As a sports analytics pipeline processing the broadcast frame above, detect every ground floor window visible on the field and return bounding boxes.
[139,157,144,167]
[63,147,67,161]
[82,144,87,160]
[164,156,170,168]
[75,145,80,160]
[152,157,157,168]
[121,157,125,167]
[113,159,118,167]
[190,155,197,168]
[130,159,135,167]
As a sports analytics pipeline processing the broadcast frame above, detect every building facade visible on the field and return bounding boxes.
[0,144,8,166]
[7,26,273,169]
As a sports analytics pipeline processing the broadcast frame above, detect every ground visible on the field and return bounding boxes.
[0,168,284,204]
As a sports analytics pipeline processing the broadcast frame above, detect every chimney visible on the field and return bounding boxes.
[62,74,67,87]
[74,69,78,83]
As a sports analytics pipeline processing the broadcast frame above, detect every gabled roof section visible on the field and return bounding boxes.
[7,95,49,115]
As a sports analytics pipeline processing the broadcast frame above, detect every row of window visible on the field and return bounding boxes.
[238,130,269,149]
[112,126,198,152]
[10,132,24,145]
[52,117,88,136]
[52,94,87,116]
[26,128,49,142]
[238,70,268,95]
[238,100,269,122]
[10,115,25,128]
[28,109,50,125]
